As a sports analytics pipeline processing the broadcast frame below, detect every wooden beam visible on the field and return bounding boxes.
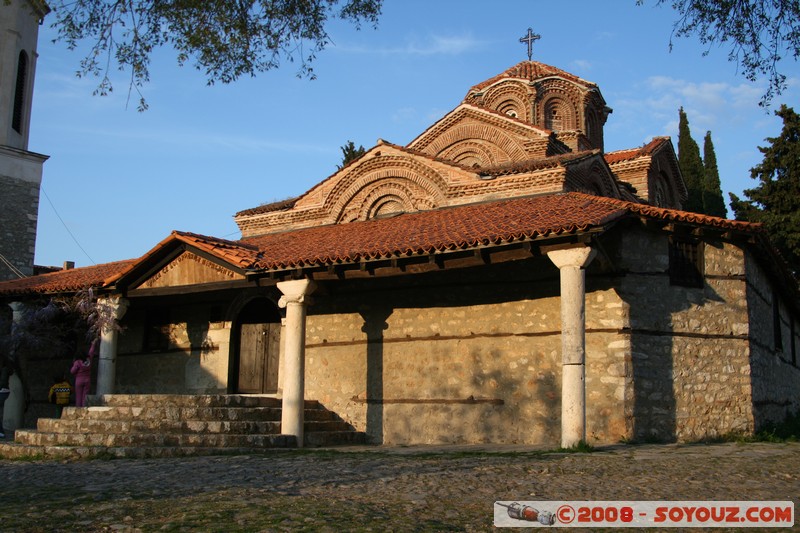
[126,279,255,298]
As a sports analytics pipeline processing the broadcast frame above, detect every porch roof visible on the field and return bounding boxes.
[241,192,760,270]
[0,259,136,297]
[0,192,766,297]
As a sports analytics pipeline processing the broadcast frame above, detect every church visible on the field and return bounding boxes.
[1,21,799,449]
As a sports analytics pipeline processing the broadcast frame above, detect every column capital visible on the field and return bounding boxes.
[277,279,317,308]
[8,301,27,325]
[547,246,596,270]
[8,301,26,314]
[98,294,129,321]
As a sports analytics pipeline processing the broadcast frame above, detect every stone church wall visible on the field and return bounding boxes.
[303,260,629,446]
[744,251,800,428]
[116,302,232,394]
[62,226,799,447]
[609,225,755,442]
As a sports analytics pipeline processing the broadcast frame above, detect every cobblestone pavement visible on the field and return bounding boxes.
[1,442,798,532]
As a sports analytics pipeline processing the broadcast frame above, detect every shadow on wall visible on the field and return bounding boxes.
[340,260,569,446]
[360,305,391,444]
[466,347,559,445]
[607,229,728,444]
[347,232,739,446]
[113,298,228,395]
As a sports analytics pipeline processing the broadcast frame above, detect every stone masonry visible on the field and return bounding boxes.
[0,162,40,280]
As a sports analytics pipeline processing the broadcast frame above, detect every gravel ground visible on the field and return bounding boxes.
[1,441,798,532]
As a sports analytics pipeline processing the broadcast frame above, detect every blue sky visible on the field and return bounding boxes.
[29,0,800,268]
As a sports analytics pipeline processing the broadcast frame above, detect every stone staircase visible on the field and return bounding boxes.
[0,394,367,459]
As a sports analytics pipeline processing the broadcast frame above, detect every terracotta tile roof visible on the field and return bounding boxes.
[0,259,135,296]
[245,193,627,270]
[105,231,263,287]
[168,231,261,269]
[243,192,761,271]
[478,150,600,177]
[604,137,671,165]
[0,193,765,297]
[594,195,760,232]
[235,196,299,218]
[468,61,597,94]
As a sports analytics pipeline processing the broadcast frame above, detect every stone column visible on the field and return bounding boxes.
[5,302,27,433]
[547,246,596,448]
[277,279,317,447]
[95,296,129,396]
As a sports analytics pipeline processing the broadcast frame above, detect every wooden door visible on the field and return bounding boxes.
[238,323,281,393]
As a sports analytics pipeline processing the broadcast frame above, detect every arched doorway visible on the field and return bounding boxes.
[233,298,281,394]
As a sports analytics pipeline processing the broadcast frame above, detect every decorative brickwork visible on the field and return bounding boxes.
[605,138,686,209]
[235,62,631,238]
[234,147,639,237]
[465,62,611,151]
[481,80,532,122]
[408,104,555,158]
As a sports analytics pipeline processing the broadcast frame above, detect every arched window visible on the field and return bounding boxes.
[654,172,672,208]
[546,106,562,131]
[12,51,28,134]
[654,180,667,207]
[370,195,406,219]
[585,109,601,147]
[497,99,521,119]
[544,98,574,132]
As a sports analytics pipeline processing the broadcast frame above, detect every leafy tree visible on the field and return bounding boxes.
[338,140,366,169]
[2,290,115,360]
[0,288,123,403]
[677,107,706,213]
[36,0,383,110]
[702,131,728,218]
[730,105,800,274]
[638,0,800,106]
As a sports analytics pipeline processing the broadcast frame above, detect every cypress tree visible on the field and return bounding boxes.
[337,140,366,170]
[677,107,706,213]
[730,105,800,276]
[702,131,727,218]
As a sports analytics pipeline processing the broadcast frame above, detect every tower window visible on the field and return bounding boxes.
[12,51,28,134]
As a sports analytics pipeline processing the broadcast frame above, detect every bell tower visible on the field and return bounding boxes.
[0,0,49,280]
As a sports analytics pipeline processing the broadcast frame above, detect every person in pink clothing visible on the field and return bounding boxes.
[71,339,98,407]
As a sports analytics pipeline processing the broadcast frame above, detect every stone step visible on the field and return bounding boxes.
[89,394,321,409]
[14,429,298,448]
[61,405,339,422]
[37,418,353,435]
[61,406,283,422]
[36,418,281,435]
[1,395,367,459]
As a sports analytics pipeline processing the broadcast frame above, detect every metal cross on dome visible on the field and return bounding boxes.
[519,27,541,61]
